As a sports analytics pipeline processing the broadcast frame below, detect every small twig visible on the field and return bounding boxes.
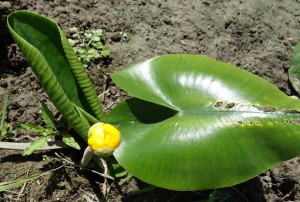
[86,37,94,48]
[16,167,31,201]
[282,189,293,200]
[100,158,108,175]
[16,181,26,201]
[98,89,110,103]
[100,158,112,199]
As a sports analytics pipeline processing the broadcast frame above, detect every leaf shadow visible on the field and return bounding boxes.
[126,98,177,124]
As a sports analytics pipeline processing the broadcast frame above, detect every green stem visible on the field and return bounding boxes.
[105,156,117,179]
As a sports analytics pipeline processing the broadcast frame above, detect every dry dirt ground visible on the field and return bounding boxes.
[0,0,300,201]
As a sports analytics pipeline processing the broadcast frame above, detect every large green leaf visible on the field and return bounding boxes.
[7,11,104,141]
[106,54,300,190]
[289,40,300,94]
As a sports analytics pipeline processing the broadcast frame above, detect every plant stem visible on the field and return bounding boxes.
[106,156,117,179]
[80,146,94,167]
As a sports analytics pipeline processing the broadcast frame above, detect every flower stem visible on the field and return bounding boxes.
[80,146,94,167]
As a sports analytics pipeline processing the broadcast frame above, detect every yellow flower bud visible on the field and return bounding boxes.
[88,123,121,157]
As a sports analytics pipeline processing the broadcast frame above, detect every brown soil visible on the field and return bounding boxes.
[1,0,300,201]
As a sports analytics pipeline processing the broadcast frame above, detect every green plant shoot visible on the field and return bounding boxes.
[68,28,110,68]
[7,10,104,142]
[21,101,80,155]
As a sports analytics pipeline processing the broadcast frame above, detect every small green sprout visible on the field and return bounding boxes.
[68,27,110,68]
[20,101,80,155]
[0,95,11,140]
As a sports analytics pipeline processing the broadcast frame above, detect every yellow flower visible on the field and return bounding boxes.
[88,123,121,157]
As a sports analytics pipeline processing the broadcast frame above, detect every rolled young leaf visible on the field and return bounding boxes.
[106,54,300,190]
[7,11,104,141]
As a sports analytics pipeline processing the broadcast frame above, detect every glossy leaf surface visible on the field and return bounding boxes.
[107,54,300,190]
[7,11,104,141]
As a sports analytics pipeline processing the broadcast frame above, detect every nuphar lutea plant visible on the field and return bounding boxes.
[6,10,300,191]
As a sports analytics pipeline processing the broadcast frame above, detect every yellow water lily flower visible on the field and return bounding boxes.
[88,123,121,157]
